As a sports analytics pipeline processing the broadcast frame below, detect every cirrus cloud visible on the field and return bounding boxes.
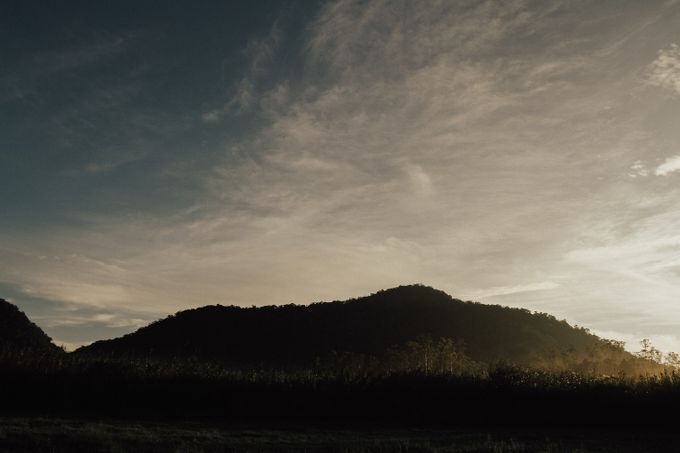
[648,43,680,95]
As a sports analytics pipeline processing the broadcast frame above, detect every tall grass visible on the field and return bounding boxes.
[2,349,680,427]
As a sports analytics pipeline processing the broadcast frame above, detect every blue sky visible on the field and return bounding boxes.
[4,0,680,352]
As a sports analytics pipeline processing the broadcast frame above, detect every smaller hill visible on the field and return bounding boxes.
[0,298,60,355]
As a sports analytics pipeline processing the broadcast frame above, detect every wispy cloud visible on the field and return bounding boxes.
[629,160,649,178]
[655,154,680,176]
[4,0,583,338]
[201,21,282,122]
[0,33,134,106]
[468,282,561,300]
[5,1,680,351]
[0,280,157,347]
[201,110,221,123]
[627,155,680,177]
[562,205,680,329]
[648,43,680,95]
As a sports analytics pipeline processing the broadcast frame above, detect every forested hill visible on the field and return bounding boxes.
[76,285,640,371]
[0,298,59,354]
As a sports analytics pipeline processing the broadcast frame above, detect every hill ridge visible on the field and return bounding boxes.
[0,298,60,353]
[76,284,628,370]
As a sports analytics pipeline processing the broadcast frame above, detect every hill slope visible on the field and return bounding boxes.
[0,298,59,354]
[77,285,634,370]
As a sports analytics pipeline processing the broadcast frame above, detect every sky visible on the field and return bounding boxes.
[3,0,680,352]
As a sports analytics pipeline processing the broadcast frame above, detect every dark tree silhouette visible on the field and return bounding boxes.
[75,285,662,375]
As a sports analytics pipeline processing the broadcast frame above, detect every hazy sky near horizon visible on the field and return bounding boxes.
[3,0,680,352]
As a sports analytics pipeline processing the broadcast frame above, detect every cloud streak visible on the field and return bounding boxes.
[648,43,680,95]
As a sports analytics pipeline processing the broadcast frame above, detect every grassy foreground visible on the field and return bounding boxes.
[3,352,680,451]
[0,418,679,453]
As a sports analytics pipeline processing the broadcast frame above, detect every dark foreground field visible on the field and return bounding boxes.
[4,358,680,452]
[1,418,678,453]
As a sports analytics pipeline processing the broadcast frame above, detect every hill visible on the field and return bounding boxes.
[76,285,649,374]
[0,298,60,355]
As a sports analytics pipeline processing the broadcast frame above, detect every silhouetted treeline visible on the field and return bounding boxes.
[76,285,665,377]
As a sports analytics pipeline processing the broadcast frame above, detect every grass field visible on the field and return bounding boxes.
[3,355,680,451]
[0,418,678,452]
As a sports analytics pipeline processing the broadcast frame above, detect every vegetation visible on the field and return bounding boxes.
[2,340,680,428]
[75,285,669,376]
[3,286,680,451]
[0,298,61,356]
